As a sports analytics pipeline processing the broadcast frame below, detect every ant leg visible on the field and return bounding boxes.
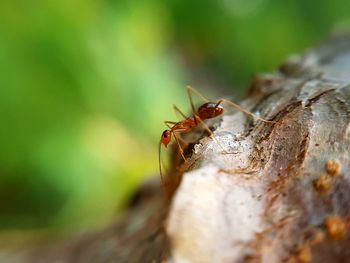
[194,114,229,154]
[186,85,209,103]
[164,121,189,146]
[186,85,210,125]
[173,104,188,120]
[164,121,177,126]
[215,99,223,108]
[221,99,276,124]
[186,86,199,117]
[186,86,275,123]
[173,132,187,162]
[172,132,189,146]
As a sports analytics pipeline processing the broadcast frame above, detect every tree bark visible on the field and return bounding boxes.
[25,33,350,263]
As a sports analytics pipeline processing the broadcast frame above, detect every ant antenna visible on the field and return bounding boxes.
[158,140,164,184]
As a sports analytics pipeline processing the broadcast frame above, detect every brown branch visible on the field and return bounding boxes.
[25,33,350,263]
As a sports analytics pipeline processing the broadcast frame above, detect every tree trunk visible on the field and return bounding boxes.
[26,33,350,263]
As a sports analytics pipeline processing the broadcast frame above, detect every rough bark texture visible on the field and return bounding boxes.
[11,33,350,263]
[165,33,350,263]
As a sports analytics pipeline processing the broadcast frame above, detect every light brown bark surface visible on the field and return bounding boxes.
[18,33,350,263]
[166,33,350,263]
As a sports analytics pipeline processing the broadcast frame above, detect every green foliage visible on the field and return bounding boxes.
[0,0,349,233]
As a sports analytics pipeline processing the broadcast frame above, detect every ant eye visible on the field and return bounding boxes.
[162,130,169,138]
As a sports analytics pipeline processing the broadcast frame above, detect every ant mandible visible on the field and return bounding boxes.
[158,85,275,181]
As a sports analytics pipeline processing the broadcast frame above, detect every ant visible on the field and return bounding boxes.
[159,85,275,182]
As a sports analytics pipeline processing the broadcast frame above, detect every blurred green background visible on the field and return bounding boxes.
[0,0,349,238]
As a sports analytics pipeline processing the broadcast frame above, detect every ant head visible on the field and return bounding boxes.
[197,101,224,120]
[161,129,172,147]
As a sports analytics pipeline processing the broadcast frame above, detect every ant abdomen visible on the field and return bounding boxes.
[197,101,224,120]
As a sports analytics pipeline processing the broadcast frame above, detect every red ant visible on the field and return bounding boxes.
[159,86,275,182]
